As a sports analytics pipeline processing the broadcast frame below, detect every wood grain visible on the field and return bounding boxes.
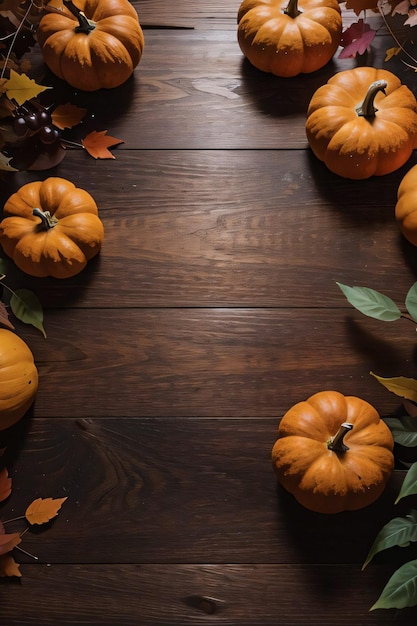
[1,2,417,623]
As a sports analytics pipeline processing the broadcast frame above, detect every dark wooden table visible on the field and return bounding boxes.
[1,1,417,623]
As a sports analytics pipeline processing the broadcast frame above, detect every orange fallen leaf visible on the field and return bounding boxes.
[0,301,15,331]
[82,130,124,159]
[0,467,11,503]
[0,532,21,556]
[25,496,67,525]
[0,554,22,577]
[52,102,87,130]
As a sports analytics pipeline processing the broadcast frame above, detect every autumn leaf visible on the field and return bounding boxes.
[0,554,21,577]
[3,70,51,105]
[0,467,12,503]
[339,20,376,59]
[0,532,21,556]
[371,372,417,403]
[82,130,124,159]
[385,46,402,61]
[25,497,67,525]
[52,102,87,130]
[0,301,15,330]
[0,151,18,172]
[345,0,378,15]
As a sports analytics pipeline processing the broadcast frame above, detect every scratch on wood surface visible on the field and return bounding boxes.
[183,594,226,614]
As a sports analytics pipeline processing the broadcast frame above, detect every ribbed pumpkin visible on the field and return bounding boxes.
[306,66,417,179]
[0,329,38,430]
[395,164,417,246]
[36,0,144,91]
[237,0,342,77]
[272,391,394,514]
[0,177,104,279]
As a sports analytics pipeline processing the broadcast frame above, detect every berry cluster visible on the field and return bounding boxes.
[12,103,60,145]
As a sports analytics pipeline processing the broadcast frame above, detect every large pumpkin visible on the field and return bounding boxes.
[36,0,144,91]
[272,391,394,514]
[395,164,417,246]
[306,66,417,179]
[0,329,38,430]
[237,0,342,77]
[0,177,104,279]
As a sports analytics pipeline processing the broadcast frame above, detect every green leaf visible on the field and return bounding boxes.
[384,417,417,447]
[363,510,417,570]
[371,372,417,403]
[370,559,417,610]
[336,282,401,321]
[406,282,417,323]
[395,462,417,504]
[10,289,46,338]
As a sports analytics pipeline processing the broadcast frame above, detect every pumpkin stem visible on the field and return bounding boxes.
[327,422,354,453]
[63,0,95,33]
[284,0,301,18]
[356,80,388,118]
[33,208,59,230]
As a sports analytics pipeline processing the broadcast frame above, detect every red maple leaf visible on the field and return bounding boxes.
[339,20,376,59]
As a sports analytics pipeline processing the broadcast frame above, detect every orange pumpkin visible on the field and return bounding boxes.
[0,329,38,430]
[36,0,144,91]
[237,0,342,77]
[395,165,417,246]
[0,177,104,279]
[306,66,417,179]
[272,391,394,514]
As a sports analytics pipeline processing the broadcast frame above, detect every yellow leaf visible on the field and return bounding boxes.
[3,70,51,106]
[0,554,21,578]
[25,496,68,525]
[370,372,417,402]
[385,47,402,62]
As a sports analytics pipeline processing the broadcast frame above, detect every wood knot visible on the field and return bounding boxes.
[183,594,224,615]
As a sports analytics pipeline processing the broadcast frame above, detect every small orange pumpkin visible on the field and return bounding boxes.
[395,165,417,246]
[272,391,394,514]
[306,66,417,179]
[0,177,104,279]
[36,0,144,91]
[0,329,38,430]
[237,0,342,77]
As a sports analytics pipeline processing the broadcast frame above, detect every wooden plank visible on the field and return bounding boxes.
[26,28,407,150]
[8,307,415,418]
[0,563,414,625]
[0,419,410,565]
[1,150,416,309]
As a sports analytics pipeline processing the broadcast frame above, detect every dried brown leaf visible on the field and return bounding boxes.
[0,301,15,330]
[82,130,124,159]
[0,467,11,502]
[0,532,21,556]
[0,554,21,577]
[25,496,67,525]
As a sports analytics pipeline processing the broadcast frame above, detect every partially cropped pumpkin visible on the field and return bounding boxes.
[272,391,394,514]
[0,177,104,279]
[306,66,417,179]
[395,165,417,246]
[36,0,144,91]
[0,329,38,430]
[237,0,342,77]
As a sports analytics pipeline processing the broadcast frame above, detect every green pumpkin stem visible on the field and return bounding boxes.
[33,208,59,230]
[63,0,95,33]
[284,0,301,18]
[328,422,353,453]
[356,80,387,118]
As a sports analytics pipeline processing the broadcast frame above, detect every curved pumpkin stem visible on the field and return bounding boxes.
[33,208,59,230]
[63,0,95,33]
[327,422,353,453]
[284,0,301,18]
[356,80,387,118]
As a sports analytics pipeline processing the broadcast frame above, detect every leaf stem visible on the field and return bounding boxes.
[0,0,34,80]
[15,545,38,560]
